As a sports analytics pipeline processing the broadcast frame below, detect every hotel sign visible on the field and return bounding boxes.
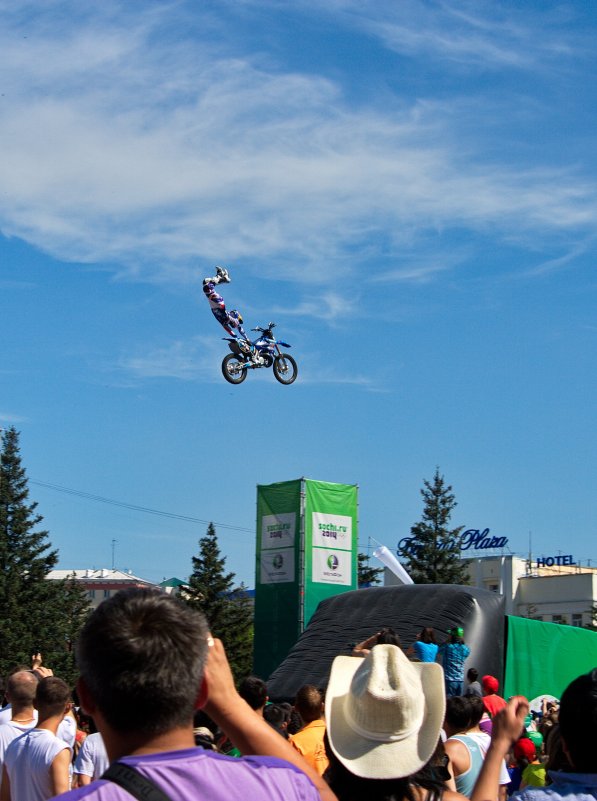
[536,554,576,567]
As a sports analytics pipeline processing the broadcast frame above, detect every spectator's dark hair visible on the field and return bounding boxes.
[75,710,98,735]
[559,667,597,772]
[287,707,303,735]
[323,732,444,801]
[35,677,71,716]
[419,628,436,645]
[444,696,470,732]
[6,671,38,706]
[76,588,208,735]
[294,685,324,723]
[376,627,402,648]
[466,695,484,728]
[264,703,291,737]
[544,724,573,780]
[467,668,478,682]
[238,676,267,710]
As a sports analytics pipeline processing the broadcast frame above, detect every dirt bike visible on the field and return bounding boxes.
[221,322,298,385]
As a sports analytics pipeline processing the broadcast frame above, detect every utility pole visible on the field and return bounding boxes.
[111,538,117,571]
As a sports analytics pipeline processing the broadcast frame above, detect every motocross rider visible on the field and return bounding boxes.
[203,266,256,359]
[203,266,247,337]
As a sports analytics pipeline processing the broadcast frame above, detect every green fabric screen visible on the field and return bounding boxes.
[504,615,597,700]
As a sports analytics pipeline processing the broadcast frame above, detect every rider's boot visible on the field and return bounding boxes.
[203,266,231,287]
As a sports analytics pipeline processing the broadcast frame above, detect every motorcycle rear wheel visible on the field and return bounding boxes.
[222,354,248,384]
[273,353,298,385]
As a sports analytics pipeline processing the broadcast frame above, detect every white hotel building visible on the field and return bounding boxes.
[464,554,597,625]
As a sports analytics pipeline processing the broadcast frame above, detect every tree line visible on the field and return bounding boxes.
[0,427,252,685]
[0,427,472,688]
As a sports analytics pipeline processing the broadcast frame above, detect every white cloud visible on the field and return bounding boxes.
[0,1,595,288]
[0,412,29,424]
[297,372,386,392]
[296,0,580,69]
[118,337,219,381]
[117,330,386,390]
[523,243,594,278]
[273,291,358,322]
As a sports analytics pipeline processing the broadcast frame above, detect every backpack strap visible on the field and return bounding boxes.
[101,761,173,801]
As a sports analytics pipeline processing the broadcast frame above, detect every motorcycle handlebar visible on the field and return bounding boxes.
[251,322,277,332]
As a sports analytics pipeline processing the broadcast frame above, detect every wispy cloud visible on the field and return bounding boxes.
[373,244,474,285]
[522,242,594,278]
[116,332,387,391]
[303,0,580,69]
[273,292,358,322]
[0,1,595,289]
[0,279,37,289]
[0,412,29,424]
[117,336,221,382]
[297,371,387,392]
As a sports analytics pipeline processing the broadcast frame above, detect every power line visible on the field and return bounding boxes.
[29,479,254,534]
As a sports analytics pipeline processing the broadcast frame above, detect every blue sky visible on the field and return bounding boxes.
[1,0,596,587]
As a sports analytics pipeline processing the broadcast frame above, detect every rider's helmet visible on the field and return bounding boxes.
[229,309,243,327]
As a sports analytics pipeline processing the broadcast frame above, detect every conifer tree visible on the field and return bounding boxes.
[358,552,383,587]
[185,522,253,681]
[398,468,469,585]
[0,427,88,683]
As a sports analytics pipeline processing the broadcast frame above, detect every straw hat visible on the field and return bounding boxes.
[325,644,445,779]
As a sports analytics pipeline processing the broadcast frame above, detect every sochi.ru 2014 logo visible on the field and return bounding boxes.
[273,554,284,570]
[327,554,339,570]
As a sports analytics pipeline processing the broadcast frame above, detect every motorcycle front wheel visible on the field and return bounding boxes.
[273,353,298,385]
[222,354,248,384]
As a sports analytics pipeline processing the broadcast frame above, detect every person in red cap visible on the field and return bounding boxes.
[515,738,546,789]
[482,675,506,718]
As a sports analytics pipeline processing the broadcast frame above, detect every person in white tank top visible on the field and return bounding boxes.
[73,732,109,786]
[2,677,72,801]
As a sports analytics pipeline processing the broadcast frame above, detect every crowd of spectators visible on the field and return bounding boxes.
[0,591,594,801]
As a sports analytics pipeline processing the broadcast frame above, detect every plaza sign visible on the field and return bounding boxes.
[460,528,508,551]
[398,527,509,554]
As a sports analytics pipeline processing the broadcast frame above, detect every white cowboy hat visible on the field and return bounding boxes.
[325,644,445,779]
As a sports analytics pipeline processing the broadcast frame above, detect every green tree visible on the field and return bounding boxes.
[0,427,89,684]
[185,522,253,682]
[358,552,383,587]
[398,468,469,585]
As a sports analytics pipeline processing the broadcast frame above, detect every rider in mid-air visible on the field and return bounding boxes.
[203,266,249,340]
[203,266,258,363]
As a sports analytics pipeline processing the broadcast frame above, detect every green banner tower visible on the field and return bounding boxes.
[254,478,358,679]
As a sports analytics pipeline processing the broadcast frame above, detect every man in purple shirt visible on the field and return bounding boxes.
[57,588,336,801]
